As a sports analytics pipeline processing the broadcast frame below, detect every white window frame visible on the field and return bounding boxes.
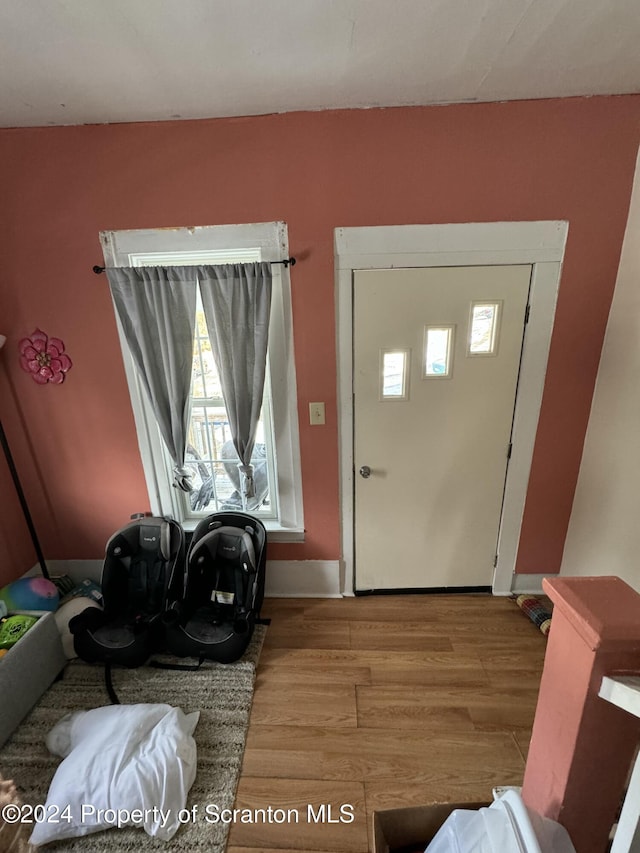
[100,221,304,541]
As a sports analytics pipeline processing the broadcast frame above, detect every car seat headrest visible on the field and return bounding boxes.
[137,519,172,561]
[191,525,256,572]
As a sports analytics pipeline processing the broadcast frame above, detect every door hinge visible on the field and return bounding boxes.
[494,553,499,568]
[524,304,531,324]
[507,442,513,459]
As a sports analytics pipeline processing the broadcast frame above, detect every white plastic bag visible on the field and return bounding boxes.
[424,790,576,853]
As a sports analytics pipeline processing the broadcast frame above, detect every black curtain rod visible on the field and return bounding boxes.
[92,257,296,275]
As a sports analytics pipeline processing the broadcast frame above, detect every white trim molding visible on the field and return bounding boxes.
[509,573,548,596]
[36,559,342,599]
[30,560,103,584]
[335,221,568,596]
[264,561,342,598]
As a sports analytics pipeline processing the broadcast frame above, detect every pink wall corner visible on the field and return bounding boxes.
[0,96,639,574]
[523,577,640,852]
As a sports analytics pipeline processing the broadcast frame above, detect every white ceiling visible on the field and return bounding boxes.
[2,0,640,129]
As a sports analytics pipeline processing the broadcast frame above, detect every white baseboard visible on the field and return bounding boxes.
[38,561,549,598]
[33,559,343,599]
[509,573,549,595]
[265,561,342,597]
[33,560,102,583]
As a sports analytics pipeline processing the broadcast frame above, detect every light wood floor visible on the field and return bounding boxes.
[228,594,547,853]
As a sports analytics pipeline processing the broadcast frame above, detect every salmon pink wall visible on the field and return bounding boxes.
[1,96,639,582]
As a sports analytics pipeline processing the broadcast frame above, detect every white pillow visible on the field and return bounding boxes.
[29,703,200,846]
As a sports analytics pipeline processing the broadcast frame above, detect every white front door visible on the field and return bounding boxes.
[353,265,531,591]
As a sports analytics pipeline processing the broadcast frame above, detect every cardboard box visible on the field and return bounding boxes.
[372,802,488,853]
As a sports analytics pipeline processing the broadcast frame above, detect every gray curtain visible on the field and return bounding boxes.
[199,262,272,505]
[106,266,198,491]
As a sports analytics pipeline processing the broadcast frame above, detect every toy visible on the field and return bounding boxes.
[61,578,103,608]
[0,577,59,612]
[55,598,102,659]
[0,615,39,649]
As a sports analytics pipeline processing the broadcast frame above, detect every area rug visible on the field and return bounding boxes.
[0,625,266,852]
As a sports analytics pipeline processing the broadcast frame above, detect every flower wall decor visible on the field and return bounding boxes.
[19,329,72,384]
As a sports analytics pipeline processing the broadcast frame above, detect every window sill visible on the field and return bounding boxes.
[264,526,305,543]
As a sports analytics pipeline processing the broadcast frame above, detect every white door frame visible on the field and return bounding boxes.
[335,221,568,596]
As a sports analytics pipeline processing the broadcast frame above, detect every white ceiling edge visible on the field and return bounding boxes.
[2,90,639,132]
[0,0,639,129]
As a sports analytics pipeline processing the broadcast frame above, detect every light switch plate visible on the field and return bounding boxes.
[309,402,325,425]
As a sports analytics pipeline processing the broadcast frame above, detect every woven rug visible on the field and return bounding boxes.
[0,625,266,852]
[514,594,552,635]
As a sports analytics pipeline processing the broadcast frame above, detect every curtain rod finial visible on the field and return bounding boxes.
[93,265,105,274]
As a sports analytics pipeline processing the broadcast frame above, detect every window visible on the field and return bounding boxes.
[101,222,304,540]
[187,285,277,520]
[380,349,410,400]
[468,301,501,356]
[423,325,454,377]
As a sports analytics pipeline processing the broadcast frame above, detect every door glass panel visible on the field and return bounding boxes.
[381,349,409,400]
[424,326,454,377]
[469,301,501,355]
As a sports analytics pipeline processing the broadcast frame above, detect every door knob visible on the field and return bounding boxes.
[359,465,371,479]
